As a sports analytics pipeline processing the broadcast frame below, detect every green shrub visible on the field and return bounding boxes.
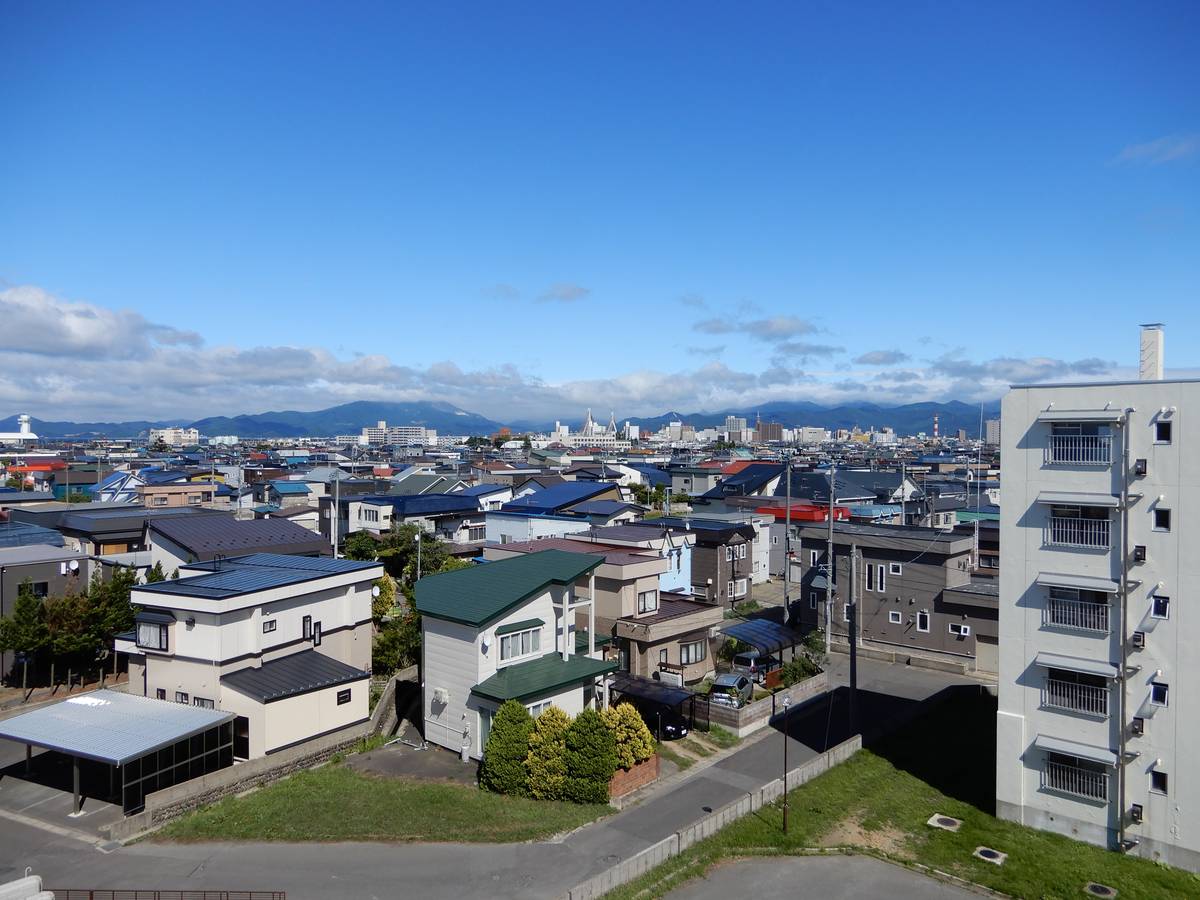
[779,654,820,687]
[479,700,533,796]
[525,706,571,800]
[603,703,655,771]
[564,707,617,804]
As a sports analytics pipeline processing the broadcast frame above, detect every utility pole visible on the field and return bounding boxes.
[783,451,792,624]
[900,461,906,526]
[849,545,858,737]
[825,462,836,658]
[332,470,340,558]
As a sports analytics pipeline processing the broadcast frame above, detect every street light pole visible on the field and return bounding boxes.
[414,531,422,581]
[781,694,792,834]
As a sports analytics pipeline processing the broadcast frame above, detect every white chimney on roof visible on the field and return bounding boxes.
[1140,324,1164,381]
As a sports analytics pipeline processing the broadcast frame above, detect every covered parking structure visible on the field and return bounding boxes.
[0,689,234,814]
[722,617,807,662]
[608,672,709,735]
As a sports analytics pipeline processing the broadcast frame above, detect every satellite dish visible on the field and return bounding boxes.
[69,559,80,572]
[371,585,381,598]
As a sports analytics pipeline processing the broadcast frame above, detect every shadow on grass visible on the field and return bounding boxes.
[870,684,998,814]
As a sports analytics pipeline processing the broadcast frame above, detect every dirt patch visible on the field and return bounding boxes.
[820,815,913,859]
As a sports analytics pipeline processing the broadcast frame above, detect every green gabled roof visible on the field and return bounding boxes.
[414,549,604,627]
[471,653,617,704]
[574,630,612,653]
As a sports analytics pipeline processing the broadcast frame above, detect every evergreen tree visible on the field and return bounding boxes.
[479,700,533,796]
[0,579,49,670]
[372,574,397,624]
[44,590,94,666]
[525,706,571,800]
[564,707,617,804]
[144,561,167,583]
[344,531,379,561]
[603,703,656,771]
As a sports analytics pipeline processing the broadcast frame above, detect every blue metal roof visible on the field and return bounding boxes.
[270,481,311,494]
[136,552,379,600]
[701,462,784,499]
[456,483,511,497]
[569,499,635,516]
[361,493,480,516]
[501,482,613,512]
[629,465,671,488]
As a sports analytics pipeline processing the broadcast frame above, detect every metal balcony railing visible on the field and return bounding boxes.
[1047,434,1113,466]
[1043,678,1109,717]
[1046,596,1110,633]
[1043,760,1108,801]
[1047,516,1111,550]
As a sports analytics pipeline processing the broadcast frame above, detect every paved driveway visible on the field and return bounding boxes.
[666,855,979,900]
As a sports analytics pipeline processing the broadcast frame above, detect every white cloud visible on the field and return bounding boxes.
[854,349,910,365]
[693,315,818,342]
[1115,134,1200,166]
[537,283,591,303]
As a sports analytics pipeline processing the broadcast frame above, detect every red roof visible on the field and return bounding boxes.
[756,504,852,523]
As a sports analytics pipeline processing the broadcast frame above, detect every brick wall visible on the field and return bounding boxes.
[610,753,660,799]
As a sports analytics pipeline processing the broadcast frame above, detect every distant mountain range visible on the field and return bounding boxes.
[2,398,1000,441]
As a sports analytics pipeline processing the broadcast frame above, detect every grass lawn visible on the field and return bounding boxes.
[704,725,740,750]
[153,764,610,844]
[655,743,693,771]
[608,690,1200,900]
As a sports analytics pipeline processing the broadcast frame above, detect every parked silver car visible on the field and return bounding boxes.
[730,650,781,685]
[709,673,754,707]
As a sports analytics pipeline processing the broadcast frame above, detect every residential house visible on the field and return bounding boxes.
[414,550,617,758]
[451,482,513,510]
[116,553,381,759]
[348,494,484,543]
[627,517,755,606]
[8,504,224,555]
[575,525,695,595]
[670,467,723,497]
[484,510,593,544]
[0,544,90,675]
[138,481,223,509]
[147,515,331,572]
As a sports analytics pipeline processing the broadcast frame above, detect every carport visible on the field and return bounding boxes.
[609,672,706,734]
[0,689,234,814]
[722,618,806,660]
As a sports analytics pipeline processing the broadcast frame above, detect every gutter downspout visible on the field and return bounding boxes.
[1117,408,1133,852]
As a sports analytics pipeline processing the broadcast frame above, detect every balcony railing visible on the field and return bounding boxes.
[1043,678,1109,717]
[1046,517,1111,550]
[1047,434,1113,466]
[1046,596,1110,633]
[1043,760,1108,802]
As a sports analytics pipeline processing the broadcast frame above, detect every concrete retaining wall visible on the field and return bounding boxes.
[103,719,370,842]
[706,671,829,738]
[564,733,863,900]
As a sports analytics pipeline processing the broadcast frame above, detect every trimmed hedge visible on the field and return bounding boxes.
[564,708,618,804]
[525,705,571,800]
[603,702,655,771]
[479,700,533,796]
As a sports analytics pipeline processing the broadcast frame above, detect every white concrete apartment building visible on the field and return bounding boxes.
[148,426,200,447]
[997,325,1200,870]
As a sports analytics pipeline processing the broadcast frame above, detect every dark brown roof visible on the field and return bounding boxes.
[149,515,331,560]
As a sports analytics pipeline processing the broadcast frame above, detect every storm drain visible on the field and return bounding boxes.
[973,846,1007,866]
[1084,884,1118,898]
[926,814,963,833]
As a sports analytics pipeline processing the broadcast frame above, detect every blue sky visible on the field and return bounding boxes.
[1,1,1197,422]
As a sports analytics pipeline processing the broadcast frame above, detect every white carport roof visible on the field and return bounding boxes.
[0,690,234,766]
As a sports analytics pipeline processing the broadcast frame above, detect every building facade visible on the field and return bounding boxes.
[997,363,1199,869]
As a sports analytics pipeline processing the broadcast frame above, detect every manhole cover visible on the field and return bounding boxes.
[973,846,1007,866]
[926,813,962,832]
[1084,884,1118,898]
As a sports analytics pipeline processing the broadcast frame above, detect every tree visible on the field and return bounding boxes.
[44,590,94,667]
[372,574,397,624]
[144,561,167,583]
[4,476,23,490]
[525,706,571,800]
[66,491,91,503]
[88,567,138,649]
[344,531,378,562]
[603,703,655,771]
[480,700,533,796]
[151,438,170,453]
[0,580,49,682]
[563,707,617,804]
[779,655,820,687]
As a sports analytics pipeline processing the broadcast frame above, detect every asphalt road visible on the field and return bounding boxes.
[0,657,983,900]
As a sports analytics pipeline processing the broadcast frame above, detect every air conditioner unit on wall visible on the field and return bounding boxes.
[1132,631,1146,650]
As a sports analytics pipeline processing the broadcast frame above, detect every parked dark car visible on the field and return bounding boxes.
[618,697,691,741]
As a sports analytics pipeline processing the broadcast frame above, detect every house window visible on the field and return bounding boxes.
[865,564,874,592]
[916,611,930,633]
[337,689,352,705]
[137,622,168,651]
[192,696,215,709]
[313,621,322,647]
[1154,509,1171,531]
[810,550,819,566]
[303,615,313,640]
[889,563,902,576]
[187,494,202,505]
[1155,421,1172,443]
[175,691,189,704]
[725,546,733,562]
[155,688,166,700]
[263,619,277,634]
[888,610,903,625]
[1151,682,1169,707]
[809,592,818,609]
[1152,596,1170,619]
[638,590,659,614]
[1151,770,1169,794]
[31,581,49,598]
[499,627,541,662]
[527,700,551,718]
[949,622,971,637]
[734,578,747,597]
[772,535,779,545]
[659,648,669,664]
[153,495,168,506]
[877,565,886,592]
[680,640,707,665]
[727,580,734,598]
[738,543,747,559]
[842,603,851,622]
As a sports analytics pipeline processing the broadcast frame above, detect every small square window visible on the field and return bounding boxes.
[175,691,189,704]
[916,611,930,633]
[889,563,902,576]
[155,688,166,700]
[1151,770,1169,794]
[263,619,277,633]
[1154,509,1171,531]
[1151,682,1169,706]
[888,610,903,625]
[1152,596,1170,619]
[337,689,352,705]
[1156,421,1172,443]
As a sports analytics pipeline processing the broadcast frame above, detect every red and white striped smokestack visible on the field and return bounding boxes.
[933,414,939,438]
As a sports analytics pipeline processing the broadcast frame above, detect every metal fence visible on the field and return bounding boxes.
[1047,434,1112,466]
[1043,760,1108,801]
[1047,516,1111,550]
[1046,596,1110,633]
[1043,678,1109,717]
